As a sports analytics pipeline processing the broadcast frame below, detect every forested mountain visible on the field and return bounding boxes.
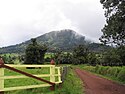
[0,29,110,54]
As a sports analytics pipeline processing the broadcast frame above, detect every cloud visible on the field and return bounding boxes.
[0,0,105,47]
[57,0,105,42]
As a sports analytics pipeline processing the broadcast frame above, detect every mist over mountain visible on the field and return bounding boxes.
[0,29,109,54]
[36,29,87,50]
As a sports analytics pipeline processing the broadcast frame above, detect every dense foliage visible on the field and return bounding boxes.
[52,51,73,64]
[99,46,125,66]
[87,52,98,66]
[52,44,125,66]
[0,54,22,64]
[100,0,125,46]
[24,38,47,64]
[72,45,89,64]
[52,45,90,65]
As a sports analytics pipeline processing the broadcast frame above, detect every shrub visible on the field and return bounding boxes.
[96,66,103,74]
[109,67,119,77]
[114,67,122,77]
[117,68,125,81]
[100,66,110,75]
[82,66,95,72]
[95,65,100,73]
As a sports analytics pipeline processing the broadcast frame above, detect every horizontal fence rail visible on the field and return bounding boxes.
[0,60,62,92]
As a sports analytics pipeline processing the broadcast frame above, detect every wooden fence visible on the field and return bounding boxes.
[61,66,69,82]
[0,64,62,92]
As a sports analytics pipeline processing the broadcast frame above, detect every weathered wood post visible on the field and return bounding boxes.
[61,66,69,83]
[50,65,55,90]
[0,58,4,94]
[58,67,61,83]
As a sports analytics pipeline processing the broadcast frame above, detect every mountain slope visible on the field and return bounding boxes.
[36,29,86,50]
[0,29,87,53]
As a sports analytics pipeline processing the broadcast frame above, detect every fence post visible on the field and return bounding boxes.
[0,67,4,94]
[50,65,55,82]
[58,67,61,82]
[50,65,55,90]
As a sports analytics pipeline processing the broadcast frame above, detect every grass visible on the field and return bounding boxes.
[4,67,50,88]
[77,64,125,84]
[5,87,55,94]
[4,66,84,94]
[4,67,56,94]
[44,53,54,59]
[55,67,84,94]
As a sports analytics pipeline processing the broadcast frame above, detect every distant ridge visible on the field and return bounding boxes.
[0,29,110,53]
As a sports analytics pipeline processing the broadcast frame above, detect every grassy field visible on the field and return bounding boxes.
[44,53,54,59]
[4,67,50,88]
[4,67,53,94]
[3,66,83,94]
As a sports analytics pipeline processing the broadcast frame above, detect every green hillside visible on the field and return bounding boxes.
[0,29,110,54]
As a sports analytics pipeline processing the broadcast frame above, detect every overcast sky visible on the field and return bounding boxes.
[0,0,105,47]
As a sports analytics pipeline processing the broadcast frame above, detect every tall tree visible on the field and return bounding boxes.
[99,0,125,46]
[116,46,125,65]
[39,44,48,64]
[24,38,47,64]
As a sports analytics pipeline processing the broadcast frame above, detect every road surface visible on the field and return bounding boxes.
[75,68,125,94]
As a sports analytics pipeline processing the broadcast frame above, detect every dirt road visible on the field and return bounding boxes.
[75,68,125,94]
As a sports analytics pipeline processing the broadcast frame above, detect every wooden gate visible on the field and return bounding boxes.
[0,59,62,93]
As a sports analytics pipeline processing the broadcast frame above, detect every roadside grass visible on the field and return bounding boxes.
[55,67,84,94]
[77,64,125,84]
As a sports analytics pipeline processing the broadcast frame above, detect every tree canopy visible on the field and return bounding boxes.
[72,45,89,64]
[24,38,47,64]
[99,0,125,46]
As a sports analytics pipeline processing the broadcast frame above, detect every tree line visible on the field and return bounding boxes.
[52,45,125,66]
[1,38,125,66]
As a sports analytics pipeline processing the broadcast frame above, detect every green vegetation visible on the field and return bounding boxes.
[0,0,125,94]
[55,68,84,94]
[6,88,54,94]
[99,47,125,66]
[5,67,52,94]
[5,67,50,88]
[99,0,125,46]
[72,45,89,65]
[0,53,21,64]
[4,67,83,94]
[0,29,110,54]
[44,53,54,59]
[79,65,125,84]
[53,51,73,65]
[1,44,125,66]
[24,38,47,64]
